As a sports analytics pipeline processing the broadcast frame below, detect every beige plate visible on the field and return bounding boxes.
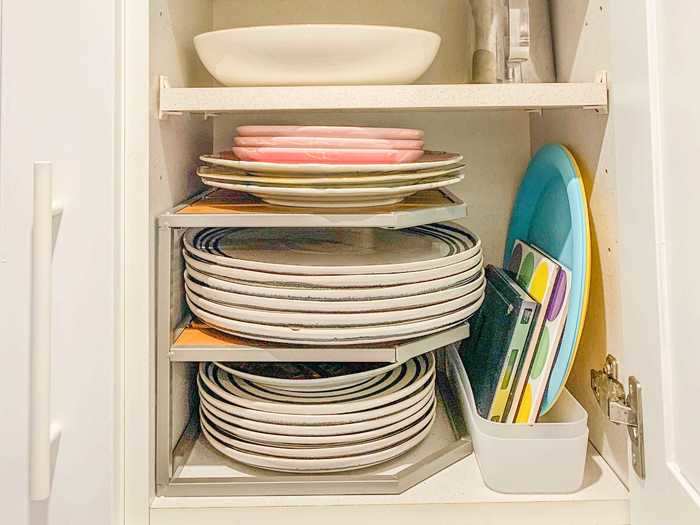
[200,150,463,175]
[197,164,465,185]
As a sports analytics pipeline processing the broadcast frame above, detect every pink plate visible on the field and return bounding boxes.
[232,147,424,164]
[236,126,424,140]
[233,136,425,150]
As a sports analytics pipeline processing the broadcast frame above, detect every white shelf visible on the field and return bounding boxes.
[158,188,467,229]
[151,445,628,525]
[170,321,469,363]
[159,78,609,116]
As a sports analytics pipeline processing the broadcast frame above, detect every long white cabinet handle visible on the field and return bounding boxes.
[30,161,61,501]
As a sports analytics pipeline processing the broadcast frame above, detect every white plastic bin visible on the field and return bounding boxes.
[446,345,589,494]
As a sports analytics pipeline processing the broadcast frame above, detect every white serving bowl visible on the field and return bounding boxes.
[194,24,441,86]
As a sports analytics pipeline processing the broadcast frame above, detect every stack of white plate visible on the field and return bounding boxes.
[183,222,486,345]
[197,353,437,473]
[197,150,465,208]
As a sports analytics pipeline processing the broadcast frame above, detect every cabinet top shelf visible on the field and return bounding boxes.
[159,77,609,116]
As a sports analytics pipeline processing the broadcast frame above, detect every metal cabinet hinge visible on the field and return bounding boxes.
[590,355,645,479]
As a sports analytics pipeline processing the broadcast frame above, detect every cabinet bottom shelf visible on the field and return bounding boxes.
[152,445,628,525]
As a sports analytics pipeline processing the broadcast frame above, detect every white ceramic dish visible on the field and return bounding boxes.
[182,250,481,288]
[200,405,435,459]
[200,412,435,473]
[185,277,485,327]
[184,256,483,301]
[186,266,485,313]
[231,366,405,405]
[255,378,384,397]
[184,266,484,313]
[200,395,435,446]
[200,174,463,208]
[233,136,425,150]
[200,151,463,175]
[197,165,464,185]
[188,295,482,345]
[198,384,435,437]
[193,25,441,87]
[184,223,481,275]
[198,364,435,425]
[212,355,434,415]
[237,126,425,140]
[214,361,400,392]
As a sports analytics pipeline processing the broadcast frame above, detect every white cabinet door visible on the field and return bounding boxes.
[610,1,700,523]
[0,1,119,524]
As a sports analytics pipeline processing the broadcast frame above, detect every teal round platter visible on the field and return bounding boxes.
[504,144,591,415]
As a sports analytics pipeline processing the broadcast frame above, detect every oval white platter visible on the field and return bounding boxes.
[199,150,463,175]
[200,175,463,208]
[200,394,435,446]
[198,382,435,437]
[200,412,435,473]
[214,360,401,392]
[184,223,481,275]
[184,267,484,313]
[185,277,485,327]
[198,364,435,426]
[196,164,463,185]
[187,294,483,345]
[212,354,434,414]
[182,250,481,288]
[200,404,436,459]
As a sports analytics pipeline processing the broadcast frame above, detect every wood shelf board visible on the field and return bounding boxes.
[159,189,466,228]
[159,82,608,114]
[170,322,470,363]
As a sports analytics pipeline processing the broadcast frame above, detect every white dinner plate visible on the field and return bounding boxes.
[182,250,481,288]
[200,411,435,473]
[211,354,434,415]
[199,403,436,458]
[198,365,435,426]
[187,293,483,345]
[229,365,406,406]
[200,150,463,175]
[197,165,464,185]
[198,382,435,436]
[184,257,483,300]
[200,174,463,208]
[197,165,462,185]
[184,223,481,275]
[200,394,435,446]
[185,277,485,327]
[214,360,401,392]
[184,267,484,313]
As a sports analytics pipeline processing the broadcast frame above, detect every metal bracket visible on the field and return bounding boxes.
[590,355,645,479]
[583,70,610,114]
[158,76,183,120]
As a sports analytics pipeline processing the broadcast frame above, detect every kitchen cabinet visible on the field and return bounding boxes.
[1,1,699,524]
